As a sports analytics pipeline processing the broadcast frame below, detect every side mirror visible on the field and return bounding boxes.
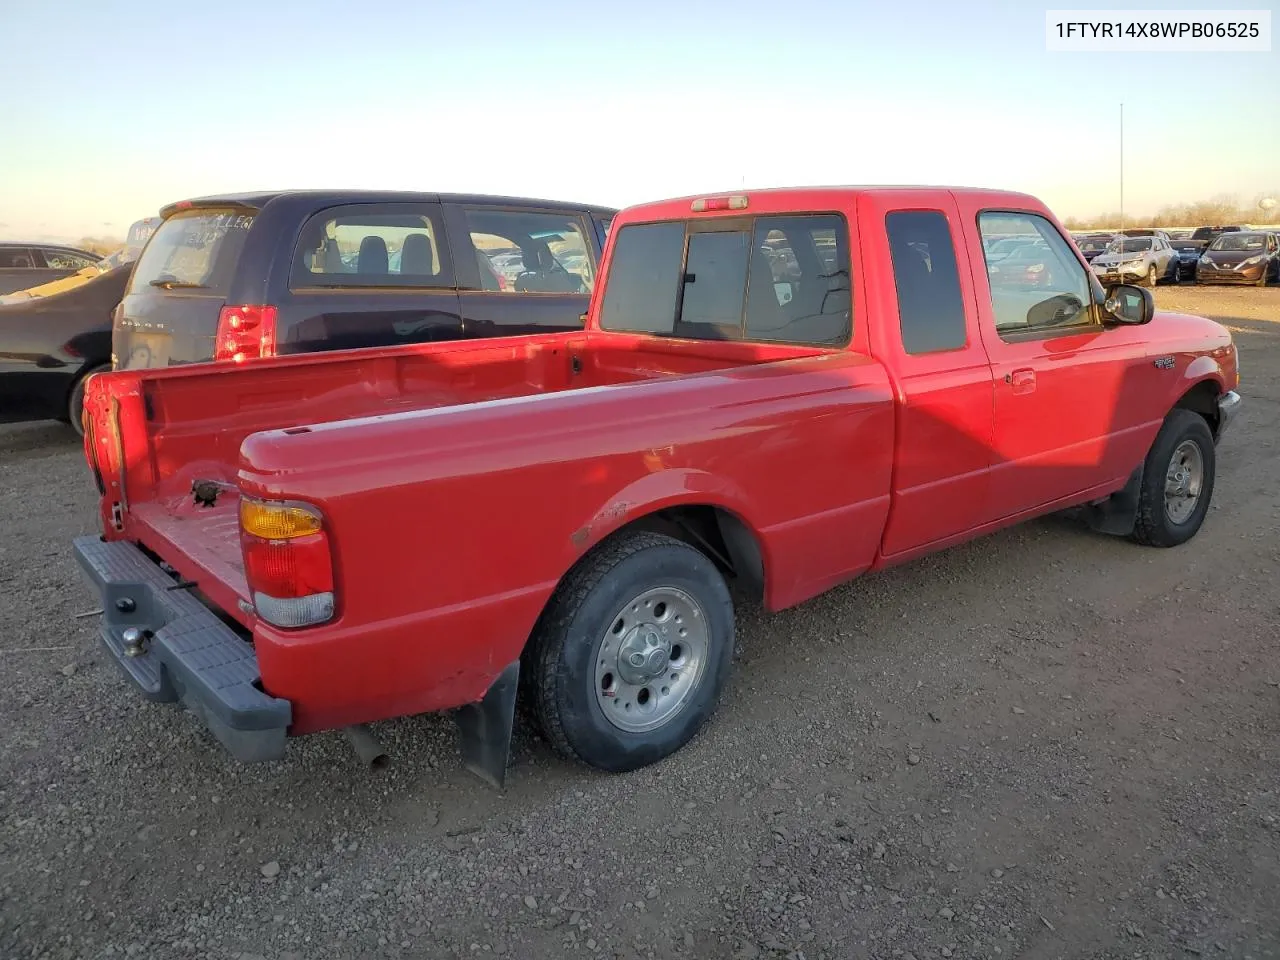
[1102,283,1154,325]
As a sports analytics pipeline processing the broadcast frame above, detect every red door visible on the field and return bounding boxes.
[954,201,1166,522]
[857,192,996,561]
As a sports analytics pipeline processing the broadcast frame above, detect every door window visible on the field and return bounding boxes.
[42,249,99,270]
[0,248,36,268]
[978,212,1094,339]
[886,210,967,354]
[459,209,594,295]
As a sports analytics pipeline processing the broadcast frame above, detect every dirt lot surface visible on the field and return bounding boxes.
[2,286,1278,960]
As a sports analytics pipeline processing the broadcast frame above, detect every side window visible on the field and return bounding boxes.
[0,248,36,268]
[43,249,98,270]
[978,212,1093,339]
[459,209,594,295]
[745,215,851,345]
[885,211,967,355]
[598,222,685,334]
[291,204,453,289]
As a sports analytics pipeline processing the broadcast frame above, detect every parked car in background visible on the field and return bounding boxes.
[1075,232,1122,263]
[1120,228,1172,241]
[73,185,1240,784]
[1167,229,1193,240]
[114,191,616,369]
[1,217,160,306]
[1190,225,1247,243]
[1197,231,1279,286]
[0,263,132,434]
[1170,238,1208,281]
[0,218,159,433]
[1089,235,1178,286]
[0,242,100,296]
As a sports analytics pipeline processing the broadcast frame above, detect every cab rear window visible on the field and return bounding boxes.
[600,215,852,347]
[128,209,254,295]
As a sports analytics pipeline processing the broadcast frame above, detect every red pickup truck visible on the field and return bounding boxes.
[73,186,1240,787]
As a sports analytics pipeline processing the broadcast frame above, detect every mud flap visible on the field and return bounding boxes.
[455,660,520,789]
[1082,464,1144,536]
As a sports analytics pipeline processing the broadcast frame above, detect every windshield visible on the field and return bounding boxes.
[1209,233,1267,251]
[1080,238,1111,252]
[1106,239,1151,254]
[128,209,254,294]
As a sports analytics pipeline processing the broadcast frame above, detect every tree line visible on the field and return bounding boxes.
[1063,192,1279,231]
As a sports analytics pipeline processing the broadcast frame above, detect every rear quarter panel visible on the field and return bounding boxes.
[239,351,894,731]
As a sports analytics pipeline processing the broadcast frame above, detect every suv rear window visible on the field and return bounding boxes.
[128,209,254,295]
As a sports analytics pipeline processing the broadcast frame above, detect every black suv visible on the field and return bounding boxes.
[115,191,617,369]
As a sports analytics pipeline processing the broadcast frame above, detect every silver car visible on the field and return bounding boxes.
[1089,235,1178,287]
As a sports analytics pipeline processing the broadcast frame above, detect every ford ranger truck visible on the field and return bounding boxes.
[72,187,1241,787]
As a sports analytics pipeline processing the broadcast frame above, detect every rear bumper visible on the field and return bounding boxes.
[72,535,291,762]
[1217,390,1242,441]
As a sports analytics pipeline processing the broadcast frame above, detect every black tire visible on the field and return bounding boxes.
[523,531,734,772]
[1143,264,1158,287]
[1132,409,1216,547]
[67,364,110,437]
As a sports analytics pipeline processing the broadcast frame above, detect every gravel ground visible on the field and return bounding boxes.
[2,286,1278,960]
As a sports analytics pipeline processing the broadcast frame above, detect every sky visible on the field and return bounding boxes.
[0,0,1276,242]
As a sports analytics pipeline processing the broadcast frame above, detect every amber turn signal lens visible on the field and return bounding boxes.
[239,498,323,540]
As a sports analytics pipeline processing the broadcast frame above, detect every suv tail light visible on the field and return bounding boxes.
[215,305,278,363]
[239,497,335,628]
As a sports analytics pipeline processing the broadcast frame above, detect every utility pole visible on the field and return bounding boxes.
[1119,102,1125,230]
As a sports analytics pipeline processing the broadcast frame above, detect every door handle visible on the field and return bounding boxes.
[1005,368,1036,393]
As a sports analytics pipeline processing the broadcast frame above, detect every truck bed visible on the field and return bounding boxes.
[83,331,841,626]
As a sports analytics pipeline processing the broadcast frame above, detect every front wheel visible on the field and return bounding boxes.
[1144,264,1158,287]
[1132,409,1216,547]
[524,531,735,772]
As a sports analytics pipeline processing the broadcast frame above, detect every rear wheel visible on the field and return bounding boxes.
[524,531,735,772]
[67,364,110,437]
[1132,409,1216,547]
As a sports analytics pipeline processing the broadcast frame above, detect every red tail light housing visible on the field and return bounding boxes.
[239,498,335,628]
[215,305,278,363]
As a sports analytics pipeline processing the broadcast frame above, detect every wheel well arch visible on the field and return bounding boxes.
[607,504,767,599]
[558,503,767,606]
[1173,379,1222,438]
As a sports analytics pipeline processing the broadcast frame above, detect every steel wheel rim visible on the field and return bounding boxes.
[594,586,709,733]
[1164,439,1204,525]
